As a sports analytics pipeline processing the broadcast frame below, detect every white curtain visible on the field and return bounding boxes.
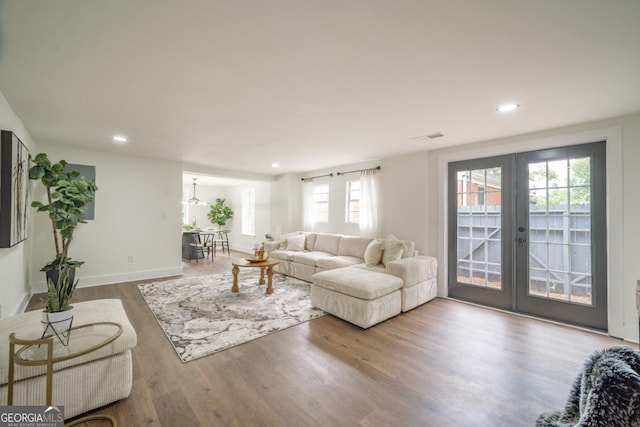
[359,168,380,238]
[302,180,315,231]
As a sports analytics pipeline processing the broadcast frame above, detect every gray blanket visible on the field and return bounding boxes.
[536,346,640,427]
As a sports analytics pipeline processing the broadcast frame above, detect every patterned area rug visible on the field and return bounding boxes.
[137,271,326,362]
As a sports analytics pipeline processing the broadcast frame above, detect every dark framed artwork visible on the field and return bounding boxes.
[0,130,30,247]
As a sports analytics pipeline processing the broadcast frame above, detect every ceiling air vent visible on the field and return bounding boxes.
[410,132,444,141]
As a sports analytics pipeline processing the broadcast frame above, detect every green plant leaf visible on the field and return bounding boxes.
[207,198,234,226]
[29,152,97,276]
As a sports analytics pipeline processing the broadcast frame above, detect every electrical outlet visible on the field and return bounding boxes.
[127,254,135,263]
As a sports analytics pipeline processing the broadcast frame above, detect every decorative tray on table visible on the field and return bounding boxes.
[245,257,268,263]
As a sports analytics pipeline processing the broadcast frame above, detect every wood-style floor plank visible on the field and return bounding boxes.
[25,252,627,427]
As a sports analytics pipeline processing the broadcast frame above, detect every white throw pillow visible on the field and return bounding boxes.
[382,235,404,266]
[364,240,384,266]
[305,233,318,251]
[339,236,373,258]
[314,233,341,254]
[285,234,306,251]
[402,240,416,258]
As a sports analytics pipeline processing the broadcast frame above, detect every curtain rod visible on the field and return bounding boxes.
[301,173,333,182]
[336,165,381,176]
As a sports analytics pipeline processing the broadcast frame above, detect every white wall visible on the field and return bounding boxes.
[226,181,271,253]
[274,154,432,254]
[426,112,640,343]
[0,90,36,317]
[620,117,640,344]
[270,174,299,239]
[30,144,184,291]
[378,151,430,254]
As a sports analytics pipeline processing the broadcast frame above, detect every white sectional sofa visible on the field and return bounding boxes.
[264,232,437,328]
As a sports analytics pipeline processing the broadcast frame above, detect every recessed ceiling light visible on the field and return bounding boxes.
[496,104,520,113]
[271,163,280,168]
[113,135,128,142]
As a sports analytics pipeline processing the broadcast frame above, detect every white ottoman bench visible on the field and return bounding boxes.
[311,268,404,328]
[0,299,137,418]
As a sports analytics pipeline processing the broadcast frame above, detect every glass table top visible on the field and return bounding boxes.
[16,322,123,364]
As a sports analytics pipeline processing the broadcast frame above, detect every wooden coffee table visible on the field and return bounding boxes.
[231,257,281,294]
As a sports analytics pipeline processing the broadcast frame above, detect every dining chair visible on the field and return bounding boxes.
[189,233,210,262]
[201,232,215,261]
[213,230,230,257]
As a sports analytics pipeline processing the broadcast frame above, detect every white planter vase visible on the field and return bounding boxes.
[41,307,75,338]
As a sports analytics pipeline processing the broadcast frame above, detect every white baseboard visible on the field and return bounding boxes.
[5,292,33,316]
[17,292,31,315]
[30,265,184,293]
[229,245,253,255]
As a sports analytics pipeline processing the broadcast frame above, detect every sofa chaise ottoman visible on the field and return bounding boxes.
[311,268,404,328]
[0,299,137,418]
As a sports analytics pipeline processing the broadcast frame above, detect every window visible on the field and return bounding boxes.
[182,202,189,225]
[182,198,194,226]
[345,180,360,223]
[313,184,329,223]
[241,188,255,236]
[477,185,485,206]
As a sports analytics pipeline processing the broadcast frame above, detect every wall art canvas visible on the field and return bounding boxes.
[0,130,30,247]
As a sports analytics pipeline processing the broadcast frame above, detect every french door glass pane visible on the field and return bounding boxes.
[456,167,502,289]
[527,157,593,306]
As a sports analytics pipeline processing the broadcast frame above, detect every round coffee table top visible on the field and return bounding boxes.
[231,257,280,268]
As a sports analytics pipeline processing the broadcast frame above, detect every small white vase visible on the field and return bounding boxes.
[41,307,75,337]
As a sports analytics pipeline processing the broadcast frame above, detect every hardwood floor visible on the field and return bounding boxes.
[26,252,625,426]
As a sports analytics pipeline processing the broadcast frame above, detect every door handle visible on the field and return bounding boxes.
[516,237,526,244]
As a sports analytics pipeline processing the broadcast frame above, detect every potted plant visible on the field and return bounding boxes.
[29,153,97,336]
[207,198,234,228]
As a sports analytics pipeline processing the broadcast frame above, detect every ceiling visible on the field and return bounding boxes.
[1,1,639,177]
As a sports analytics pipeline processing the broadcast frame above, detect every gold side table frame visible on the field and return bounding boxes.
[7,321,123,426]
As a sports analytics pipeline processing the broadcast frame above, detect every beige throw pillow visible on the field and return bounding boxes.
[402,240,416,258]
[364,240,384,266]
[305,233,318,251]
[285,234,306,251]
[314,233,341,255]
[382,235,404,266]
